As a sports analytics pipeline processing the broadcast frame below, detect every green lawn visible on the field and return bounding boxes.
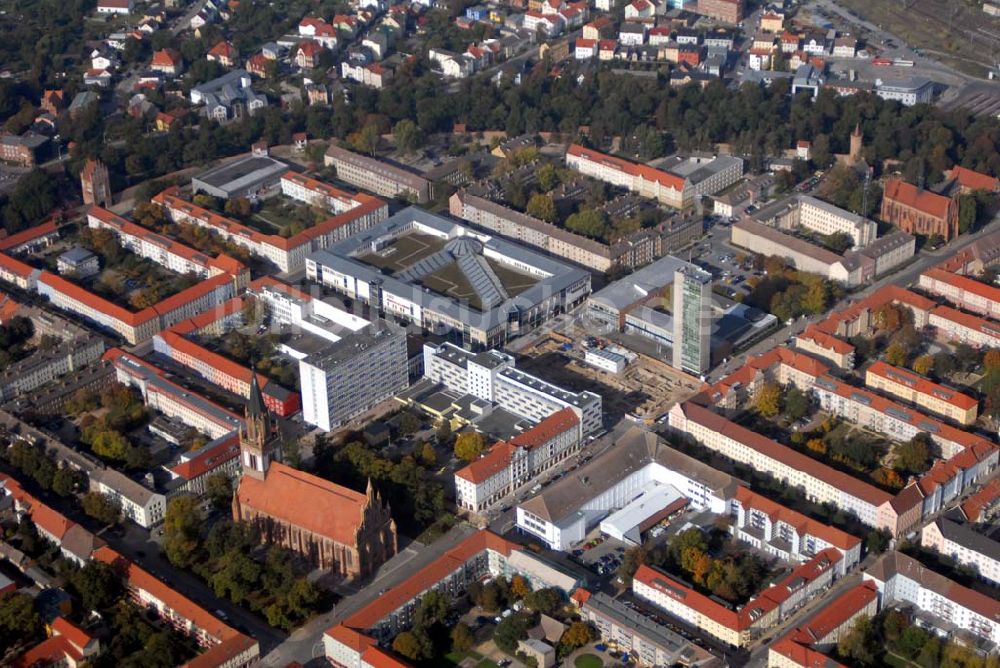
[475,660,500,668]
[441,650,484,667]
[575,654,604,668]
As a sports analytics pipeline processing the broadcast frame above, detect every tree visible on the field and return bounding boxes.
[392,631,424,660]
[874,304,907,331]
[494,614,531,653]
[806,438,827,454]
[436,420,453,446]
[205,473,233,513]
[959,194,977,234]
[451,622,475,652]
[419,442,437,467]
[617,546,647,586]
[933,352,956,378]
[70,561,123,611]
[912,355,935,376]
[163,496,203,568]
[897,625,931,658]
[882,609,909,644]
[90,429,130,461]
[894,433,934,476]
[523,588,560,615]
[837,615,878,666]
[783,386,810,422]
[82,492,122,526]
[348,124,380,156]
[564,209,607,239]
[917,636,942,668]
[510,575,532,600]
[0,593,43,654]
[399,411,421,436]
[865,529,890,555]
[985,350,1000,372]
[560,621,595,651]
[885,343,908,368]
[526,193,556,223]
[537,163,560,192]
[454,432,487,461]
[753,382,782,418]
[51,467,81,497]
[393,119,423,154]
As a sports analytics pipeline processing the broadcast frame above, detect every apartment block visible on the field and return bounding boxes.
[769,583,879,668]
[919,267,1000,321]
[454,408,580,513]
[921,513,1000,586]
[89,468,167,528]
[106,348,244,439]
[324,144,431,202]
[633,549,841,648]
[928,305,1000,348]
[864,360,978,425]
[280,171,361,214]
[731,487,862,575]
[865,551,1000,646]
[780,195,877,247]
[794,324,856,369]
[153,186,388,274]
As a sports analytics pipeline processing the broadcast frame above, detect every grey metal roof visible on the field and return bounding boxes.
[309,207,590,331]
[588,255,693,313]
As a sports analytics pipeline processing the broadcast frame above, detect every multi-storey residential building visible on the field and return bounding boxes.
[449,190,693,272]
[864,360,978,425]
[454,408,580,512]
[763,195,877,247]
[881,178,959,241]
[167,432,242,497]
[324,530,584,667]
[306,208,591,350]
[0,133,48,167]
[280,171,361,214]
[516,428,740,550]
[299,319,409,432]
[928,304,1000,348]
[324,144,431,203]
[152,298,301,417]
[921,512,1000,586]
[919,267,1000,321]
[153,186,388,274]
[633,548,842,648]
[0,335,105,401]
[864,551,1000,646]
[769,583,880,668]
[95,546,260,666]
[87,206,247,280]
[422,342,602,436]
[731,487,862,575]
[794,324,856,369]
[566,145,742,208]
[89,469,167,528]
[106,348,244,439]
[672,265,713,375]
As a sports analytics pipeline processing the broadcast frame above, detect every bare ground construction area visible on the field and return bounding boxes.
[514,334,704,424]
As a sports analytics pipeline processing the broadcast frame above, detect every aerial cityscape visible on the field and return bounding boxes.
[0,0,998,665]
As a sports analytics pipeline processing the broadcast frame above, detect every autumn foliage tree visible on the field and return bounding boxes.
[754,382,782,418]
[454,432,488,461]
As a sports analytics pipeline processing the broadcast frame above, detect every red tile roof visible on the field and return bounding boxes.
[866,360,978,411]
[235,462,370,545]
[734,487,861,552]
[208,41,236,59]
[922,267,1000,311]
[797,324,855,355]
[786,582,877,646]
[949,166,999,192]
[334,531,518,633]
[567,144,686,191]
[152,48,182,67]
[960,479,1000,522]
[12,636,83,667]
[51,617,95,654]
[510,408,578,448]
[0,220,59,251]
[931,304,1000,343]
[883,178,953,220]
[680,401,891,506]
[169,434,241,481]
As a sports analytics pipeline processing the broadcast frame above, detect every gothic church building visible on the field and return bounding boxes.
[232,375,398,577]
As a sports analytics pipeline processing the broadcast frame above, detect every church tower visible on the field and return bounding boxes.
[240,372,277,480]
[849,124,863,165]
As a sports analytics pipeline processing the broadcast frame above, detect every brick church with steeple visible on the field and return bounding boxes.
[232,374,398,577]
